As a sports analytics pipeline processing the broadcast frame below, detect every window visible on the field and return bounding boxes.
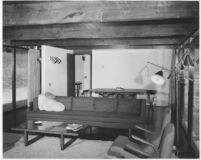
[179,38,199,157]
[3,47,28,111]
[16,49,28,102]
[192,48,199,155]
[3,48,13,104]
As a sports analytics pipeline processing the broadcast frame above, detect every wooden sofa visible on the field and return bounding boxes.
[27,96,147,129]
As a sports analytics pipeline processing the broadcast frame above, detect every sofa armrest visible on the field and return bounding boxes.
[133,124,154,135]
[131,135,157,151]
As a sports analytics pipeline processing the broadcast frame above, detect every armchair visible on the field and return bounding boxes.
[131,108,172,151]
[107,123,175,158]
[108,108,172,157]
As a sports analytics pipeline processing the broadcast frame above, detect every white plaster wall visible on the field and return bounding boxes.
[92,49,173,106]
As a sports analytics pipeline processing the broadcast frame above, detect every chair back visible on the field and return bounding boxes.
[149,108,171,146]
[158,123,175,158]
[160,108,172,132]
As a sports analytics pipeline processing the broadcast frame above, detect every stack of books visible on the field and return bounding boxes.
[65,123,83,132]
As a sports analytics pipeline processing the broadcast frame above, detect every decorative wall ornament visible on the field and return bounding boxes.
[50,56,62,64]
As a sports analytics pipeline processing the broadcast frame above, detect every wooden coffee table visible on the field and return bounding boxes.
[12,120,89,150]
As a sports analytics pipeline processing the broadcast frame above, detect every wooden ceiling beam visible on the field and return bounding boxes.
[59,44,176,50]
[11,36,184,47]
[3,1,198,26]
[4,23,196,41]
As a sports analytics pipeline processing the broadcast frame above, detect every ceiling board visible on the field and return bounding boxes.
[3,1,198,26]
[3,1,199,48]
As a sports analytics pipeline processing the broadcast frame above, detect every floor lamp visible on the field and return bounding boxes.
[147,59,194,85]
[147,57,195,156]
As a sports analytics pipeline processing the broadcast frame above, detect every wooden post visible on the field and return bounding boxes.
[175,71,179,150]
[188,67,194,144]
[12,46,16,110]
[90,52,92,96]
[27,49,41,110]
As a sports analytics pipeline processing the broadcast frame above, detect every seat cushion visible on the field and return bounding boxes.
[72,97,94,111]
[118,99,141,115]
[110,136,130,149]
[107,136,135,158]
[108,135,155,158]
[94,98,117,112]
[55,96,72,110]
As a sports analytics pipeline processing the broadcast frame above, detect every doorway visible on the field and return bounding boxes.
[75,54,91,96]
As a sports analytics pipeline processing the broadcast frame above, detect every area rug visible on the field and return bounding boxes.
[3,136,113,158]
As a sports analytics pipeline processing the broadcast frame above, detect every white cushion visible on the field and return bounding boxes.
[38,94,46,110]
[51,102,65,112]
[38,93,65,112]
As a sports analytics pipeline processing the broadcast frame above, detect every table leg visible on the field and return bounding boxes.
[24,130,43,146]
[24,130,28,146]
[60,133,64,150]
[60,134,77,151]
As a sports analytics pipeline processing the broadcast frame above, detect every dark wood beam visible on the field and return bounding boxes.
[11,36,184,47]
[3,1,198,26]
[74,50,92,55]
[59,44,176,50]
[3,44,29,50]
[177,28,199,50]
[4,23,196,41]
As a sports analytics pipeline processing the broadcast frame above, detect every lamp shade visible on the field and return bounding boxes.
[180,64,184,70]
[151,70,165,85]
[183,55,194,67]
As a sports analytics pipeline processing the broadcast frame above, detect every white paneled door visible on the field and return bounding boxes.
[41,45,73,96]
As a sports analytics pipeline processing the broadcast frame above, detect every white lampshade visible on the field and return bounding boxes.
[151,70,165,85]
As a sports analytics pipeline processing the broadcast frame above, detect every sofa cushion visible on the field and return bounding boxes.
[94,98,117,112]
[118,99,141,115]
[55,96,72,110]
[72,97,94,111]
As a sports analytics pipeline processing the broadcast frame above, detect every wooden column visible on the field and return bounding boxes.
[12,46,16,110]
[27,49,41,110]
[187,66,194,144]
[90,53,92,96]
